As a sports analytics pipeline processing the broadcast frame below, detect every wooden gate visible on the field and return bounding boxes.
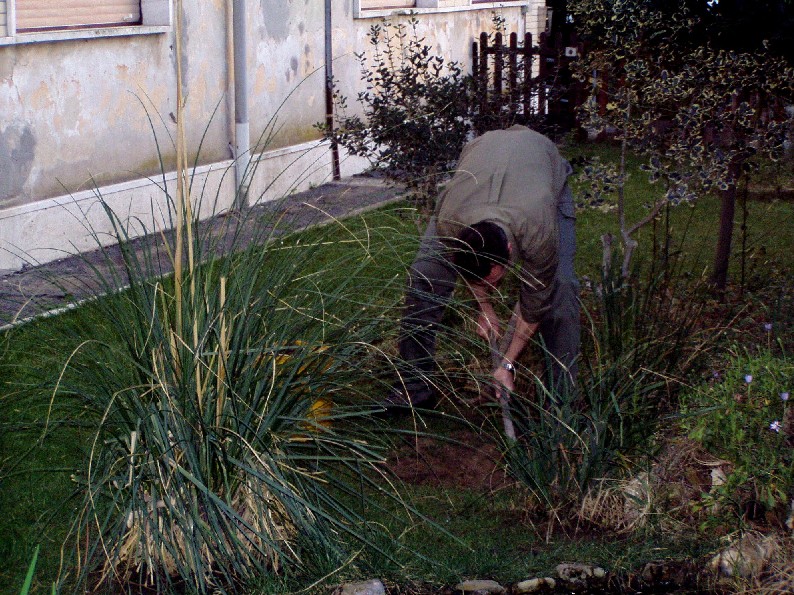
[472,31,583,135]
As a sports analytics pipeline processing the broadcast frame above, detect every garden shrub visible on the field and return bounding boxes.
[680,349,794,516]
[321,18,472,212]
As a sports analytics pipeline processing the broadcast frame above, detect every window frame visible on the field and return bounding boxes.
[354,0,531,18]
[0,0,171,46]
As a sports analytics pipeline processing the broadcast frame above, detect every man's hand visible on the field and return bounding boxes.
[476,309,501,341]
[493,364,515,401]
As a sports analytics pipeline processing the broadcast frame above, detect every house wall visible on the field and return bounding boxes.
[0,0,545,273]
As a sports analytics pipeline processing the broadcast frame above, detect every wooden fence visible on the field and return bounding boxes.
[472,31,583,134]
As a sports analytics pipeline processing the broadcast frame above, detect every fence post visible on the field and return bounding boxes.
[509,32,519,115]
[494,32,504,121]
[538,31,550,118]
[479,31,489,124]
[523,32,533,120]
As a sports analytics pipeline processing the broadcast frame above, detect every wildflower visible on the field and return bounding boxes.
[781,392,790,402]
[712,370,720,379]
[769,420,781,433]
[763,322,773,332]
[744,374,753,384]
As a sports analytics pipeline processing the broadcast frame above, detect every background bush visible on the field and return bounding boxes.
[681,349,793,515]
[321,18,472,211]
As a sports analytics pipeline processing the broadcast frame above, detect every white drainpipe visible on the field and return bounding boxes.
[233,0,251,208]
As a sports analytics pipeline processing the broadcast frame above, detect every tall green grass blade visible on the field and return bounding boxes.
[19,545,39,595]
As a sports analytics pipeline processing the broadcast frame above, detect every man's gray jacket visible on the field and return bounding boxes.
[435,125,572,324]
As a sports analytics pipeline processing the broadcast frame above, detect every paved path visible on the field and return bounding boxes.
[0,176,405,329]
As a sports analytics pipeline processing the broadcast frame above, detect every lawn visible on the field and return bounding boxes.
[1,142,793,594]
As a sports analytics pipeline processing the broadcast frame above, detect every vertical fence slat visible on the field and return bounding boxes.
[523,32,533,118]
[479,31,489,120]
[509,32,519,113]
[538,31,549,119]
[493,31,503,117]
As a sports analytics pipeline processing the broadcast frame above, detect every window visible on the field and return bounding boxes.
[359,0,414,9]
[15,0,141,31]
[357,0,529,16]
[1,1,8,36]
[1,0,170,44]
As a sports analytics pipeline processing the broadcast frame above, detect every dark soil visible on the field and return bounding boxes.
[386,428,510,492]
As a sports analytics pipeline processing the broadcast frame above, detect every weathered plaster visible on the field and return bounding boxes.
[260,0,291,41]
[0,123,36,206]
[0,0,543,272]
[0,49,16,83]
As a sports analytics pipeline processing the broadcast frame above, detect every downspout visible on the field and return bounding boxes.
[233,0,251,207]
[325,0,341,180]
[225,0,235,173]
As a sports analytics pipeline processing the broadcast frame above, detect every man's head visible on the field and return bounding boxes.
[452,221,510,284]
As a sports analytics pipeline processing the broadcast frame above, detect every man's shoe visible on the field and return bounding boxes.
[372,386,436,417]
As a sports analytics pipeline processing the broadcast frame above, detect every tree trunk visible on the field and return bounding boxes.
[711,181,737,292]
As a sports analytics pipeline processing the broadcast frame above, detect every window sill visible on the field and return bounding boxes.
[355,0,528,19]
[0,24,170,46]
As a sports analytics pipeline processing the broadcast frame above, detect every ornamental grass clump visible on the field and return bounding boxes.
[503,264,712,525]
[48,191,419,592]
[21,63,426,587]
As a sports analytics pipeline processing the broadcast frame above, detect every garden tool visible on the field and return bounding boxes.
[488,306,518,442]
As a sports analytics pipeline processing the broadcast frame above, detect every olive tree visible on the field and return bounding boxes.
[570,0,794,287]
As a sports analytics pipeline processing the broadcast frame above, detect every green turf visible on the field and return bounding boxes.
[2,145,792,593]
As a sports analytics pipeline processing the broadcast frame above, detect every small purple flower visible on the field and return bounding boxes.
[763,322,773,332]
[712,370,720,379]
[781,392,790,402]
[770,420,781,433]
[744,374,753,384]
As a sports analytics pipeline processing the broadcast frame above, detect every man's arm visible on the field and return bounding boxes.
[492,306,538,395]
[468,280,502,341]
[468,278,539,398]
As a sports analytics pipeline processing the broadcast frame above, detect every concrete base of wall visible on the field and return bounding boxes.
[0,140,368,274]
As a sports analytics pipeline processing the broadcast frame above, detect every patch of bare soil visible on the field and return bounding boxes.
[385,428,510,492]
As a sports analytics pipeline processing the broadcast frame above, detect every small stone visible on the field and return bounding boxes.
[709,533,778,579]
[338,579,386,595]
[556,563,607,585]
[454,579,506,594]
[710,467,727,489]
[622,472,650,524]
[641,562,666,583]
[514,577,556,593]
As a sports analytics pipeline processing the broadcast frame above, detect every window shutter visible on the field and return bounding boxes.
[0,0,7,37]
[359,0,414,9]
[16,0,141,31]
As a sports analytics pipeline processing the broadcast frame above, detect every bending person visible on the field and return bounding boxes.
[389,125,580,408]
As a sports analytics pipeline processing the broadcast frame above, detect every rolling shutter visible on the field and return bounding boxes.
[359,0,414,9]
[16,0,141,32]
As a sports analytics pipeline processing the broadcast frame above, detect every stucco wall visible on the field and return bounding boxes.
[333,3,547,116]
[251,0,328,150]
[0,1,231,209]
[0,0,545,273]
